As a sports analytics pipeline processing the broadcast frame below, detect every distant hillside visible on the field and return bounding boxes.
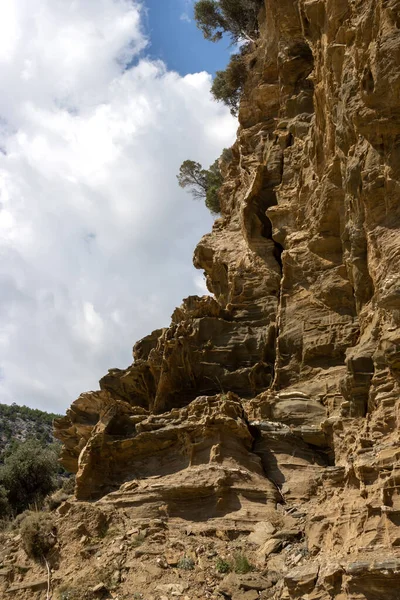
[0,403,61,458]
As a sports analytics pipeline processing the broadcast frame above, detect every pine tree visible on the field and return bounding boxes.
[194,0,262,44]
[177,158,223,215]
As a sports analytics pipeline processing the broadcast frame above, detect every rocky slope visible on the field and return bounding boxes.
[0,403,59,457]
[1,0,400,598]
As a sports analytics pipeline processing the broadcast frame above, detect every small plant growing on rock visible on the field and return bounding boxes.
[233,552,252,574]
[58,588,78,600]
[216,557,231,573]
[20,511,57,559]
[10,509,31,530]
[264,507,285,530]
[45,488,70,511]
[47,475,76,511]
[177,556,195,570]
[96,518,110,539]
[131,532,145,547]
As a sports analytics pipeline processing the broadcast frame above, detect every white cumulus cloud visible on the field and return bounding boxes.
[0,0,236,412]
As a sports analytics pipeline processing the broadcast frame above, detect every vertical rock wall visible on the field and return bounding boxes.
[54,0,400,597]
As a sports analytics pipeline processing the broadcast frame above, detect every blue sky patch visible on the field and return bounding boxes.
[142,0,232,76]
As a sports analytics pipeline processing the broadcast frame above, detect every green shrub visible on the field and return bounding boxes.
[20,511,57,559]
[216,557,231,573]
[57,586,82,600]
[10,509,31,530]
[177,556,195,570]
[211,52,248,116]
[131,532,145,547]
[60,475,75,495]
[194,0,262,43]
[0,485,11,519]
[0,439,59,514]
[45,489,70,511]
[233,552,252,574]
[45,475,75,511]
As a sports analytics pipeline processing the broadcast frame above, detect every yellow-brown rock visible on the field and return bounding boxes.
[46,1,400,599]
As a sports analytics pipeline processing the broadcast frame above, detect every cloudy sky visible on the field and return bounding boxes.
[0,0,237,413]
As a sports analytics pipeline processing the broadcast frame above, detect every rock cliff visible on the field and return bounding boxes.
[2,1,400,598]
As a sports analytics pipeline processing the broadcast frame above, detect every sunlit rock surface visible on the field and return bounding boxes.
[51,1,400,597]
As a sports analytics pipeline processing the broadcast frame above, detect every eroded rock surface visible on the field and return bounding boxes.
[48,0,400,598]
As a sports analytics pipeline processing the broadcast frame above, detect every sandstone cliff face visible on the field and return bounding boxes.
[37,1,400,598]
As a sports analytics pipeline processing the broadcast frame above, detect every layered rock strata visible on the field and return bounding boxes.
[52,0,400,598]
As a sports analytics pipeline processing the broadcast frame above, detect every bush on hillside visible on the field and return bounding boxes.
[0,439,59,515]
[45,475,75,511]
[20,511,57,559]
[0,485,10,519]
[194,0,262,43]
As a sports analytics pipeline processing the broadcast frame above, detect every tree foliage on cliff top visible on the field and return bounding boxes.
[194,0,263,43]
